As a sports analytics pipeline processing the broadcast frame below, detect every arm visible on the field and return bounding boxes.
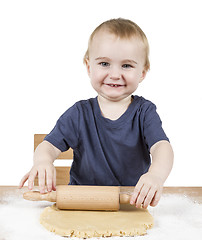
[149,140,174,183]
[130,140,174,208]
[19,140,61,193]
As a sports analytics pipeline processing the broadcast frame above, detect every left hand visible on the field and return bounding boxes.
[130,172,164,208]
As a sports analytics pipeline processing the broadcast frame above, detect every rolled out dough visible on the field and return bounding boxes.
[40,204,153,238]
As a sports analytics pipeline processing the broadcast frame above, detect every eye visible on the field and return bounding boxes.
[99,62,110,67]
[122,64,133,69]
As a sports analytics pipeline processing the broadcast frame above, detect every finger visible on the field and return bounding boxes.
[130,188,139,205]
[150,188,162,207]
[28,169,38,190]
[38,169,46,193]
[130,178,144,204]
[52,167,57,191]
[46,168,53,192]
[130,181,144,205]
[143,187,156,209]
[136,184,151,208]
[19,172,30,188]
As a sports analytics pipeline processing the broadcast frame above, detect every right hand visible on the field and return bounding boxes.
[19,162,56,193]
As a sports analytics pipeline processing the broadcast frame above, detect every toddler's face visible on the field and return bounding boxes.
[86,30,147,102]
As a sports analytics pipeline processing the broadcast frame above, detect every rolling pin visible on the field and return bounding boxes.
[23,185,132,211]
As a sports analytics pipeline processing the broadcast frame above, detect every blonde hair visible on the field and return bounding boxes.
[84,18,150,71]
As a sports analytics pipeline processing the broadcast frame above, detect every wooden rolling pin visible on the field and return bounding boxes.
[23,185,132,211]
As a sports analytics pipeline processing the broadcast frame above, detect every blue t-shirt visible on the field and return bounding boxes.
[44,95,169,186]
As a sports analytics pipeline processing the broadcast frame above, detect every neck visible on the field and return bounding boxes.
[97,95,133,120]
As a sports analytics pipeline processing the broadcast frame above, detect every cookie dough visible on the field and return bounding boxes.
[40,203,153,238]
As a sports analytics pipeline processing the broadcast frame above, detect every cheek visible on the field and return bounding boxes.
[90,71,102,89]
[129,70,144,82]
[90,68,107,83]
[126,72,139,82]
[125,72,142,89]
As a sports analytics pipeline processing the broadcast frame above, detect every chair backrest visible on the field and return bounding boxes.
[34,134,72,186]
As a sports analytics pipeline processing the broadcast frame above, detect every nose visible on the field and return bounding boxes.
[109,66,121,80]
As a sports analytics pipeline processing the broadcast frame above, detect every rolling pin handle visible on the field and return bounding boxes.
[119,193,131,204]
[23,191,57,202]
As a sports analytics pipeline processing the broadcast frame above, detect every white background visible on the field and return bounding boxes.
[0,0,201,186]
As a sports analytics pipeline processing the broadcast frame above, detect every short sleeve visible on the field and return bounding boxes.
[143,102,169,150]
[44,104,80,152]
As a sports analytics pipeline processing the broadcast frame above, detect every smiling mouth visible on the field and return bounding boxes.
[106,84,125,88]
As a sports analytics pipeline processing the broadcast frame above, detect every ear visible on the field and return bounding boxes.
[85,58,91,77]
[139,69,147,83]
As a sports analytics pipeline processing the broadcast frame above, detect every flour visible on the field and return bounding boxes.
[0,189,202,240]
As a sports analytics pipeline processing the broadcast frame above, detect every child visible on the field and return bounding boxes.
[19,18,174,209]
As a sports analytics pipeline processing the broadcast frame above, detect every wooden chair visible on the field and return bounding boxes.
[34,134,73,186]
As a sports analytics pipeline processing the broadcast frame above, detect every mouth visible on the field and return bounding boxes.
[105,84,125,88]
